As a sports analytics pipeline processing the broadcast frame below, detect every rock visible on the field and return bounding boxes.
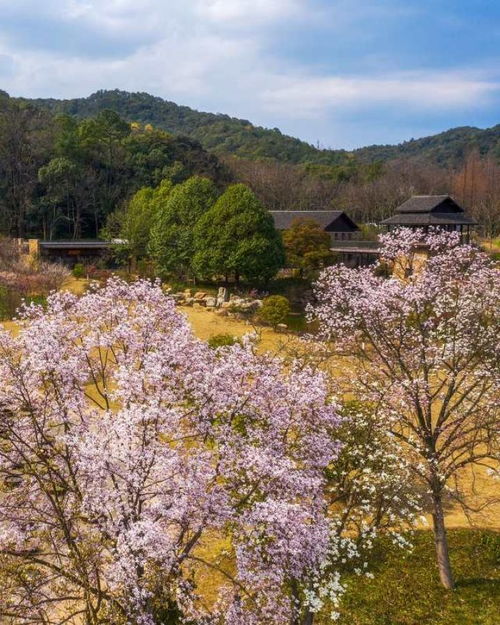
[277,323,288,332]
[217,286,229,302]
[221,302,232,309]
[251,299,263,308]
[194,291,207,300]
[205,296,216,307]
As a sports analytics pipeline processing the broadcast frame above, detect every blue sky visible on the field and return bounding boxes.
[0,0,498,149]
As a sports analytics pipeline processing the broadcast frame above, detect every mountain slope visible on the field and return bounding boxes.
[15,89,500,168]
[355,125,500,166]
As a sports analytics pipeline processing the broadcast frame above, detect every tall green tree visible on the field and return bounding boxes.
[38,157,85,239]
[149,176,218,279]
[105,179,173,267]
[193,183,284,283]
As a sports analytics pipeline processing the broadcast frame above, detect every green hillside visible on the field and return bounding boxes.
[18,90,350,166]
[13,89,500,168]
[355,125,500,167]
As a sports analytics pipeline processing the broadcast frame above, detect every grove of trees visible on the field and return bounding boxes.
[0,96,228,240]
[111,177,285,284]
[0,278,421,625]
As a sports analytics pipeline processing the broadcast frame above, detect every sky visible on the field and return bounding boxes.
[0,0,499,149]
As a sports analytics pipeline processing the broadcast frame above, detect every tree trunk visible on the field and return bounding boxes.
[431,490,454,589]
[301,612,314,625]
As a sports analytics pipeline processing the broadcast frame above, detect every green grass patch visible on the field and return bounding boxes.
[334,529,499,625]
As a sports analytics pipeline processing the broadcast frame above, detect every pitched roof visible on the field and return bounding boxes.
[380,212,477,226]
[269,210,359,231]
[395,195,463,214]
[380,195,477,226]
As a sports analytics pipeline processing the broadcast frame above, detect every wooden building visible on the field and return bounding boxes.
[380,195,477,241]
[269,210,360,243]
[36,240,116,266]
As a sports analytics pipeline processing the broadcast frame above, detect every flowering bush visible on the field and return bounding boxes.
[0,278,344,625]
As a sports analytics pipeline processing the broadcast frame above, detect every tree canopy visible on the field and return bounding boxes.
[0,99,229,240]
[149,176,218,279]
[282,218,335,275]
[193,183,285,283]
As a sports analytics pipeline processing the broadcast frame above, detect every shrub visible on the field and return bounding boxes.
[72,263,85,278]
[207,333,239,349]
[258,295,290,328]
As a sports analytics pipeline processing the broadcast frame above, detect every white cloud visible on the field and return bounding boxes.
[197,0,303,25]
[260,72,500,118]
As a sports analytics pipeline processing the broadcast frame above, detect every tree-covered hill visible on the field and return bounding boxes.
[17,90,350,166]
[355,124,500,167]
[14,89,500,168]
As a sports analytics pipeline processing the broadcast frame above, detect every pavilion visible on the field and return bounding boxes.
[380,195,477,242]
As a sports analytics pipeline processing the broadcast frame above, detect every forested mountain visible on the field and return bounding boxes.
[18,90,349,166]
[355,125,500,167]
[15,89,500,169]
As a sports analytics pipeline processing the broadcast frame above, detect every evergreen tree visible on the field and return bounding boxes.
[193,183,284,283]
[149,176,218,279]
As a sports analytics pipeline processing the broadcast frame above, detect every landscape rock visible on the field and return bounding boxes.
[217,286,229,302]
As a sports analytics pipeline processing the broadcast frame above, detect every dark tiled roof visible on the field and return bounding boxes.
[396,195,462,214]
[269,210,358,231]
[40,240,114,249]
[380,212,477,226]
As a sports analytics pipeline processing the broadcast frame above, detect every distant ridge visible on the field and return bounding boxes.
[13,89,500,168]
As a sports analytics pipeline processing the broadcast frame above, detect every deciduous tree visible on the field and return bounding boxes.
[282,218,334,276]
[0,278,341,625]
[309,228,500,589]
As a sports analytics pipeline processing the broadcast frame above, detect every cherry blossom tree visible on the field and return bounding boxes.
[0,278,345,625]
[309,229,500,589]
